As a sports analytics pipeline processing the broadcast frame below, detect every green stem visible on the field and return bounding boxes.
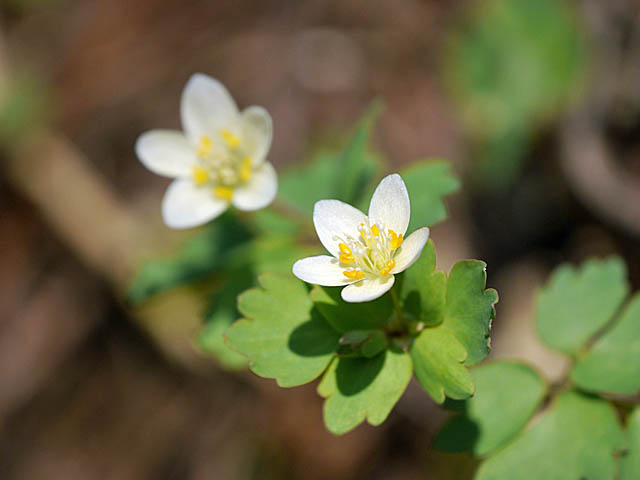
[388,287,404,332]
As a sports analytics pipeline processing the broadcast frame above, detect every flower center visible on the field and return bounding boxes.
[333,219,404,280]
[191,129,252,200]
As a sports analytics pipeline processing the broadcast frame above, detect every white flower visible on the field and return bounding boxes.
[135,73,277,229]
[292,174,429,303]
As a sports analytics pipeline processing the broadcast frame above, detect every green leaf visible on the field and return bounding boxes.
[128,214,252,303]
[361,331,388,358]
[278,104,382,214]
[401,161,460,230]
[399,239,447,327]
[310,285,393,333]
[620,407,640,480]
[225,275,340,387]
[410,326,475,404]
[443,260,498,365]
[536,258,628,356]
[318,348,412,435]
[475,391,626,480]
[333,100,382,204]
[435,361,546,456]
[571,294,640,395]
[198,269,253,369]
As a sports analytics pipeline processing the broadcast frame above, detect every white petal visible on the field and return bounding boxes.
[232,162,277,211]
[368,173,410,236]
[341,275,395,303]
[391,227,430,273]
[241,106,273,166]
[162,179,228,229]
[135,130,195,178]
[292,255,352,286]
[180,73,239,144]
[313,199,367,257]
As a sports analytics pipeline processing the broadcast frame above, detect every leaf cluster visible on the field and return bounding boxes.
[435,257,640,479]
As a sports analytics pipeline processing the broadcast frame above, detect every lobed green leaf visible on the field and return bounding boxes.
[225,275,340,387]
[620,407,640,480]
[475,390,626,480]
[318,348,412,435]
[443,260,498,365]
[571,294,640,395]
[536,257,628,356]
[435,361,546,456]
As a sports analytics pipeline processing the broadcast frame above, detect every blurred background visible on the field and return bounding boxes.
[1,0,640,478]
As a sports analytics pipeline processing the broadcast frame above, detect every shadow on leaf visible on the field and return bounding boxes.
[288,308,341,357]
[335,353,385,396]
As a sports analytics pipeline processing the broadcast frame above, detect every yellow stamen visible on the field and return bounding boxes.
[371,224,380,237]
[192,166,209,186]
[213,186,234,200]
[220,129,240,149]
[343,270,365,280]
[197,135,213,157]
[389,230,403,250]
[240,156,252,182]
[338,243,354,263]
[380,259,396,276]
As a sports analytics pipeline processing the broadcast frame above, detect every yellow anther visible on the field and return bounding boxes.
[338,243,354,263]
[220,129,240,149]
[197,135,213,157]
[240,156,252,182]
[380,259,396,277]
[389,230,403,250]
[192,166,209,186]
[213,186,234,200]
[339,253,354,264]
[371,224,380,237]
[343,270,365,280]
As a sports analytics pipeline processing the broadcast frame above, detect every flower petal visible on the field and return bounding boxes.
[313,199,367,258]
[180,73,239,144]
[232,162,277,211]
[391,227,430,273]
[241,106,273,166]
[162,179,228,229]
[341,275,395,303]
[135,130,195,178]
[368,173,410,236]
[292,255,352,286]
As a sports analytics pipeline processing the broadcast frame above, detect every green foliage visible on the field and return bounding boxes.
[399,239,447,327]
[279,103,382,214]
[571,294,640,395]
[475,391,626,480]
[435,361,546,456]
[317,348,413,435]
[128,214,252,303]
[401,162,460,230]
[310,285,393,332]
[536,258,628,355]
[444,261,498,365]
[225,275,340,387]
[443,0,586,189]
[621,408,640,480]
[410,327,474,404]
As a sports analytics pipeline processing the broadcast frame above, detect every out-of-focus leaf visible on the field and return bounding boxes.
[279,103,383,214]
[620,407,640,480]
[128,214,252,303]
[225,275,340,387]
[443,260,498,365]
[317,348,412,435]
[198,268,253,369]
[435,361,546,456]
[310,285,393,333]
[536,258,628,356]
[410,326,474,404]
[401,161,460,230]
[475,391,626,480]
[571,294,640,395]
[399,240,447,327]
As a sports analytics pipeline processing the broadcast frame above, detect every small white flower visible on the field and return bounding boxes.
[135,73,277,229]
[293,174,429,303]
